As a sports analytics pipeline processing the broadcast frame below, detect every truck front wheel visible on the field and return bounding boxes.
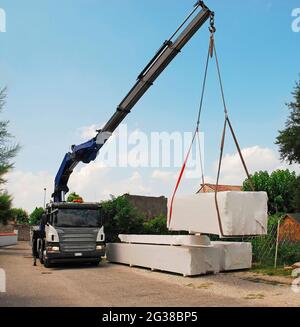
[43,258,52,268]
[38,240,45,264]
[42,250,52,268]
[90,260,101,266]
[39,250,44,264]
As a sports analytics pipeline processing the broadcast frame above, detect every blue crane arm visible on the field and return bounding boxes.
[53,133,111,202]
[53,138,98,202]
[52,1,212,203]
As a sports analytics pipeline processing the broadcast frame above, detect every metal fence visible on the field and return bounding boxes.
[242,220,300,268]
[210,219,300,268]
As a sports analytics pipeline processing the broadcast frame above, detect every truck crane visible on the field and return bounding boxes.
[32,1,213,268]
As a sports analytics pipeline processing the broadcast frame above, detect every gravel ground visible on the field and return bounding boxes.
[0,242,299,307]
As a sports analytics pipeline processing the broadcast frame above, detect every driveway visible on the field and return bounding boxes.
[0,242,299,307]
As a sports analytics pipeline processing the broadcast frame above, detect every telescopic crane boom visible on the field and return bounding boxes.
[53,1,212,202]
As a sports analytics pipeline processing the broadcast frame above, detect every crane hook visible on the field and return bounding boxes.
[209,12,216,33]
[209,12,216,57]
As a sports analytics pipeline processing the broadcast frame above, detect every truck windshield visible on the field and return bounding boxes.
[55,209,101,228]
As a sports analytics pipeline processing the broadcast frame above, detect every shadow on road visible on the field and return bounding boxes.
[46,261,112,271]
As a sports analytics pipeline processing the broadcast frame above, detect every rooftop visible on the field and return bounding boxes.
[197,183,242,193]
[286,213,300,224]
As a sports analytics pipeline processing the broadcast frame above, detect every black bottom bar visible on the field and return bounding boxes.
[0,307,297,326]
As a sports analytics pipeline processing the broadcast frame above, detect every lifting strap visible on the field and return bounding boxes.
[168,129,197,224]
[213,41,255,237]
[168,16,255,231]
[168,38,211,226]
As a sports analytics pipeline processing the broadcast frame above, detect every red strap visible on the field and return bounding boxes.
[0,233,17,236]
[168,129,197,226]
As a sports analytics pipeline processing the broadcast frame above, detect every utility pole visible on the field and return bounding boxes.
[43,188,47,209]
[274,217,282,269]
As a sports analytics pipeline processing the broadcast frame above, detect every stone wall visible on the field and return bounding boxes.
[14,225,31,241]
[0,224,14,233]
[125,194,168,220]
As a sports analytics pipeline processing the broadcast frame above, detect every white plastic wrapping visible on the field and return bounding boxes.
[107,243,221,276]
[107,239,253,276]
[118,234,211,246]
[168,191,268,237]
[211,241,252,271]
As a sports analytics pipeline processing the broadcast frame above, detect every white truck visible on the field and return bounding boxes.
[32,202,105,267]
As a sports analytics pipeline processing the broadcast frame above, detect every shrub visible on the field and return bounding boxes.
[102,196,145,242]
[143,215,169,235]
[67,192,83,203]
[11,208,29,224]
[293,176,300,211]
[29,207,45,226]
[243,170,297,214]
[0,192,13,225]
[277,242,300,265]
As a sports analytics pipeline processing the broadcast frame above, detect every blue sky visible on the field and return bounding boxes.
[0,0,299,211]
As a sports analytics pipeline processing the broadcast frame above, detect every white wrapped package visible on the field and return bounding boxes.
[118,234,211,246]
[107,240,253,275]
[168,191,268,237]
[211,241,252,271]
[107,243,221,276]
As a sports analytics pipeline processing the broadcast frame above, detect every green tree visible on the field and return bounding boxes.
[67,192,83,203]
[11,208,29,224]
[0,88,20,224]
[101,195,145,242]
[0,192,13,224]
[0,88,20,182]
[276,78,300,164]
[29,207,45,225]
[243,169,297,214]
[294,176,300,211]
[143,215,169,235]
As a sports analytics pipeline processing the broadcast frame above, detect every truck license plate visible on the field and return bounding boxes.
[75,253,83,257]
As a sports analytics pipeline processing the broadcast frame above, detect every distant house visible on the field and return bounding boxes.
[197,183,242,194]
[279,213,300,242]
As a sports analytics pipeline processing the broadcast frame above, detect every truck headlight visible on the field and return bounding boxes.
[96,245,104,251]
[47,246,60,252]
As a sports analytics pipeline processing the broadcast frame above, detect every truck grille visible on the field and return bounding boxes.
[57,228,97,253]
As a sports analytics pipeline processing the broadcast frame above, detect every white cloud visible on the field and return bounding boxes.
[214,146,300,185]
[78,124,103,140]
[6,164,154,213]
[110,171,151,194]
[70,164,152,201]
[6,170,53,213]
[151,170,176,182]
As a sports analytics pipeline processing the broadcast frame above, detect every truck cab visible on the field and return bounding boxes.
[34,202,105,268]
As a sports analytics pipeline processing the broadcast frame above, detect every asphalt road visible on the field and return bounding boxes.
[0,242,299,307]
